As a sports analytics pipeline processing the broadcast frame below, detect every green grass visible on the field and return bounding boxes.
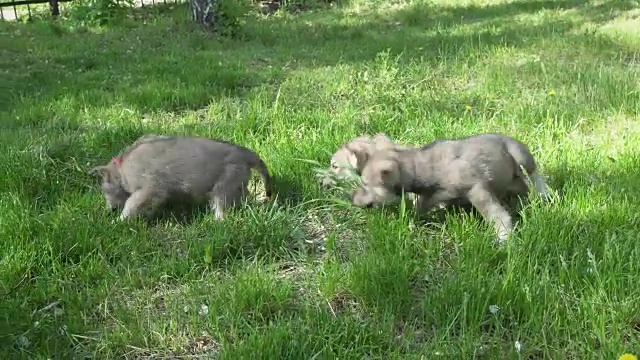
[1,0,640,357]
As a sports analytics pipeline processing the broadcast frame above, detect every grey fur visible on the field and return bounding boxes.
[350,133,550,245]
[89,134,273,221]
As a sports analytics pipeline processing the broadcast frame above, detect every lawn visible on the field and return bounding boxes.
[1,0,640,357]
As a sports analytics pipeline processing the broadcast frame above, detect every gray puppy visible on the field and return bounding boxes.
[350,133,550,244]
[90,134,273,221]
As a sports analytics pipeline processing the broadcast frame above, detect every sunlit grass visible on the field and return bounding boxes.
[1,0,639,357]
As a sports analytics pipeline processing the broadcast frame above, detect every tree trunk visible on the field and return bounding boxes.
[189,0,217,30]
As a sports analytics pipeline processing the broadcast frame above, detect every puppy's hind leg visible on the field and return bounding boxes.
[210,185,247,220]
[120,186,168,220]
[466,183,514,246]
[209,167,250,221]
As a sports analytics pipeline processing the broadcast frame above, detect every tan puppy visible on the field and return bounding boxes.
[90,134,273,221]
[320,135,376,188]
[350,133,550,245]
[320,134,421,205]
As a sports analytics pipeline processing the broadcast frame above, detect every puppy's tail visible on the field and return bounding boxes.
[246,151,273,199]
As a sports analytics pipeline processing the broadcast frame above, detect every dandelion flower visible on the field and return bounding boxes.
[619,354,638,360]
[18,335,30,348]
[489,305,500,314]
[199,304,209,316]
[514,340,522,353]
[548,90,556,96]
[465,105,472,110]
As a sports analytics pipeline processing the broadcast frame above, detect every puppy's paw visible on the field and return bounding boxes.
[494,228,512,247]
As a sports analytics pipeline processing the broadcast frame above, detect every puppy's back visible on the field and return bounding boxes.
[119,136,248,194]
[419,134,518,189]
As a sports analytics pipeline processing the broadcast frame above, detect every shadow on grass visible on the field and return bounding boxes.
[411,0,637,26]
[1,10,283,123]
[3,0,638,127]
[249,0,638,65]
[271,175,307,205]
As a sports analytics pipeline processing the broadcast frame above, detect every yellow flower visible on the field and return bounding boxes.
[465,105,472,110]
[619,354,638,360]
[548,90,556,96]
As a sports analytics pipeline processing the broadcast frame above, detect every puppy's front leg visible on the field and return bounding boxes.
[120,186,167,220]
[466,183,513,246]
[415,189,457,214]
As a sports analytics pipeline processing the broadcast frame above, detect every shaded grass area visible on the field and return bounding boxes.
[1,0,640,358]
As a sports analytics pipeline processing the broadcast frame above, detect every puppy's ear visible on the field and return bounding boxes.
[88,165,104,175]
[88,165,110,180]
[345,140,374,169]
[373,133,395,150]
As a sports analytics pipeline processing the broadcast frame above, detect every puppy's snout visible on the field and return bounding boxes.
[321,177,335,187]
